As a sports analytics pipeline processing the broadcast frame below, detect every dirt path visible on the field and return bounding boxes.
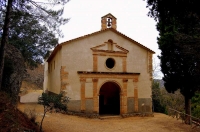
[18,103,199,132]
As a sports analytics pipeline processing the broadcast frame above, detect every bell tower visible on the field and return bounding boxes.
[101,13,117,30]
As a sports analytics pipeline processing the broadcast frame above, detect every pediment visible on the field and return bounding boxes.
[91,40,129,53]
[101,13,116,19]
[47,28,154,62]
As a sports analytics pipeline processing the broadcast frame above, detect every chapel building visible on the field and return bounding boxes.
[43,13,155,115]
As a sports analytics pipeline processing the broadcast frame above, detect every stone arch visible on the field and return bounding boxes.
[99,81,121,115]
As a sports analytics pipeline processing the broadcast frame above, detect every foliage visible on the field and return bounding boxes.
[160,89,184,113]
[0,0,69,89]
[0,0,70,37]
[152,80,166,113]
[191,92,200,118]
[38,92,69,132]
[152,80,185,114]
[145,0,200,98]
[145,0,200,22]
[0,1,70,67]
[145,0,200,124]
[152,80,200,119]
[9,10,58,67]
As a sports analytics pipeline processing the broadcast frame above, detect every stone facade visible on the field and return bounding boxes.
[44,13,155,115]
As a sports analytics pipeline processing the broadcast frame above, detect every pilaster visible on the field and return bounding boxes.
[92,78,98,113]
[122,79,128,114]
[80,78,86,112]
[133,76,139,112]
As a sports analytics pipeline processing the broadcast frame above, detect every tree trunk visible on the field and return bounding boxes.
[0,0,13,90]
[40,106,47,132]
[185,96,191,124]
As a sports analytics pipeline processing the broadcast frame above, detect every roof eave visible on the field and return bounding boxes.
[47,44,62,62]
[46,28,155,61]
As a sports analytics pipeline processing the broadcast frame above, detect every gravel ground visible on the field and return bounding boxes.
[18,103,199,132]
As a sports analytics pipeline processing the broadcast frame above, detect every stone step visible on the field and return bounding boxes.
[99,115,122,119]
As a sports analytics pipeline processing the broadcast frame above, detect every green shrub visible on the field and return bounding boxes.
[191,92,200,118]
[38,92,69,132]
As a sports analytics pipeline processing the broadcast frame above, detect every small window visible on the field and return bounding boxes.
[106,58,115,69]
[107,17,112,28]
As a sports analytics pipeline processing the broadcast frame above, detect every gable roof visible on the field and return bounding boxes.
[47,28,155,62]
[101,13,117,19]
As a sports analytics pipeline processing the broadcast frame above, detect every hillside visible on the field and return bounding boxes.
[21,65,44,91]
[0,65,44,131]
[0,92,39,131]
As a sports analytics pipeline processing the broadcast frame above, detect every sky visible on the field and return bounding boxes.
[59,0,162,78]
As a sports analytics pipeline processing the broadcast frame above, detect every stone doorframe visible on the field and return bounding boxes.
[99,80,121,114]
[78,71,140,114]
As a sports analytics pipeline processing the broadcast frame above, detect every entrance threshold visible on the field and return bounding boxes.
[99,115,122,119]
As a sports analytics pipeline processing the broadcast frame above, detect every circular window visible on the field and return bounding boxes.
[106,58,115,69]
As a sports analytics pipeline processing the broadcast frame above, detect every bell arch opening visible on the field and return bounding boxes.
[99,81,120,115]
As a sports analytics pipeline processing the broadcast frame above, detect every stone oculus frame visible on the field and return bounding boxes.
[91,39,128,72]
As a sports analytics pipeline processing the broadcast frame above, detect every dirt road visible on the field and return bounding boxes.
[18,104,199,132]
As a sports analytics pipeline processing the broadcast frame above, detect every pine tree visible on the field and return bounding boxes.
[0,0,69,89]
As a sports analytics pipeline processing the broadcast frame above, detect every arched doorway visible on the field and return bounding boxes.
[99,82,120,115]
